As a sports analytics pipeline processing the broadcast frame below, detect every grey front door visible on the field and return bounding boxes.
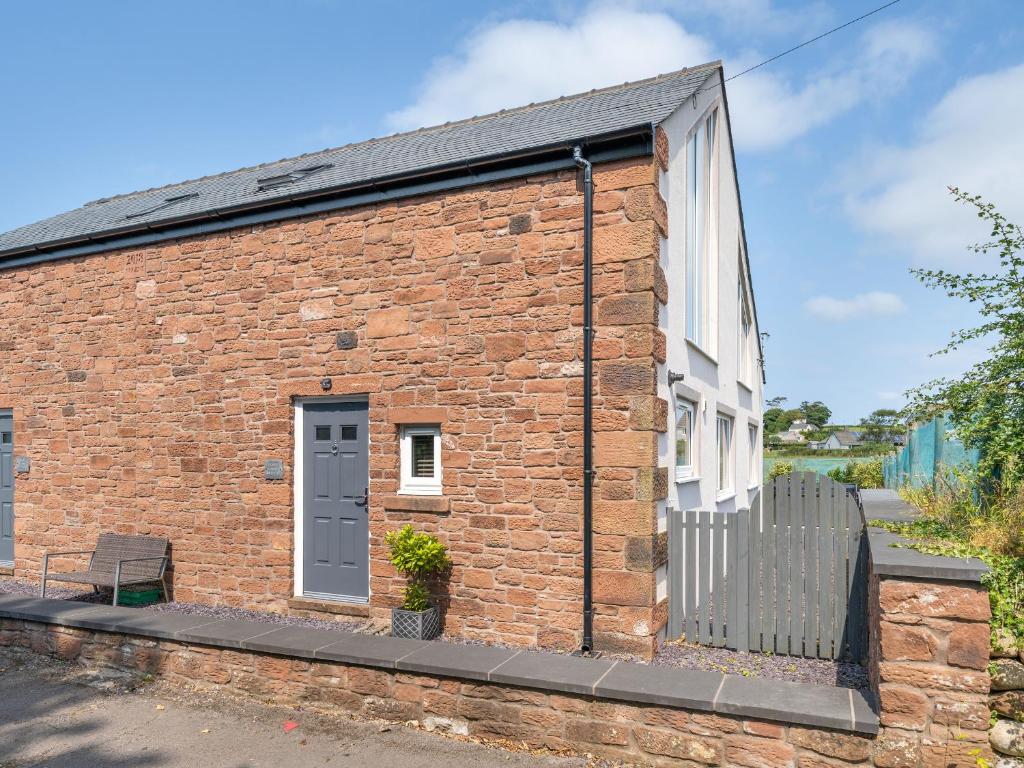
[302,400,369,601]
[0,413,13,566]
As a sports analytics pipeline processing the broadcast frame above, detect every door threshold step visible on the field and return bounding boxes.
[288,597,370,618]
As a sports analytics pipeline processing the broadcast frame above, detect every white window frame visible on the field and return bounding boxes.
[748,423,759,489]
[716,414,733,498]
[674,398,697,482]
[399,425,442,496]
[685,105,719,356]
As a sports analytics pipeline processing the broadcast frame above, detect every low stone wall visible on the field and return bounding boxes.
[1,617,877,767]
[863,490,994,768]
[868,571,993,767]
[1,490,999,768]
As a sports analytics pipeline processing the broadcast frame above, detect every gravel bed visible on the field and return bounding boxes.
[2,577,866,688]
[0,577,367,633]
[653,638,868,689]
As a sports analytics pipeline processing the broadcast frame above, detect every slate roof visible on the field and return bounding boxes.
[832,431,865,446]
[0,62,720,258]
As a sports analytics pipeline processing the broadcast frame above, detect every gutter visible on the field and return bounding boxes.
[0,128,653,271]
[572,145,596,655]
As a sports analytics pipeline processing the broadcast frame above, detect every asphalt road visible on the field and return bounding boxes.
[0,647,590,768]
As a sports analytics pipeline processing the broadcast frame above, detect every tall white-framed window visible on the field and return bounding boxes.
[748,423,759,488]
[738,275,754,387]
[399,425,441,495]
[716,414,733,496]
[675,398,696,481]
[686,106,719,353]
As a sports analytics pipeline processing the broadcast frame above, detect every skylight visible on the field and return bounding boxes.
[124,192,199,220]
[255,163,332,192]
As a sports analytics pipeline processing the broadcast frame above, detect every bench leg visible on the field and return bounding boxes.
[40,555,48,598]
[160,578,169,604]
[113,563,121,607]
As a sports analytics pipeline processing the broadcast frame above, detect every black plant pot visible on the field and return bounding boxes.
[391,606,441,640]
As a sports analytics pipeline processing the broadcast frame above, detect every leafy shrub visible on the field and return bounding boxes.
[384,525,452,612]
[767,461,794,480]
[827,459,884,488]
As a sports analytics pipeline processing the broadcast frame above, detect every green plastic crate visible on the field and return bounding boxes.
[117,587,162,606]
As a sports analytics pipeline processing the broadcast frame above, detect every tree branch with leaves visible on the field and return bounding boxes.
[906,187,1024,491]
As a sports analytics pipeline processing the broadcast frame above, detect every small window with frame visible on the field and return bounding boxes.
[716,414,733,496]
[675,398,696,482]
[400,425,442,496]
[748,423,759,488]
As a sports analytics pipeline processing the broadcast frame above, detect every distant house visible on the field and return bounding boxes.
[809,431,864,451]
[774,419,813,445]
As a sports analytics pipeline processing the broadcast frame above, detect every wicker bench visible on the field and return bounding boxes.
[40,533,169,606]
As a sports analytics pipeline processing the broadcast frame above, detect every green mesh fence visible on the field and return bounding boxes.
[883,415,979,489]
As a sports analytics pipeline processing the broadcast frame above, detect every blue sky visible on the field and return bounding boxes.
[2,0,1021,423]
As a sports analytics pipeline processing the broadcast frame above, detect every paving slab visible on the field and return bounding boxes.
[173,619,282,649]
[867,529,986,582]
[595,662,721,711]
[240,625,352,656]
[488,651,615,696]
[100,610,225,640]
[396,642,518,681]
[714,674,853,731]
[0,595,105,625]
[315,632,429,668]
[859,489,919,523]
[851,688,880,735]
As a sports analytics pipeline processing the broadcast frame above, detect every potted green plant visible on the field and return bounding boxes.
[384,525,451,640]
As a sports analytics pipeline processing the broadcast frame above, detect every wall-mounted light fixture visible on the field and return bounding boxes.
[667,370,685,386]
[320,378,332,391]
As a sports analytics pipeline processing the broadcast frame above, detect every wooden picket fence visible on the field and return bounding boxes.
[667,472,868,661]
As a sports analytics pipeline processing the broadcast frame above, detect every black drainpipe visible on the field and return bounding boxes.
[572,145,595,655]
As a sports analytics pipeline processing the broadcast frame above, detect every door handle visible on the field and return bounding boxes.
[331,443,339,455]
[356,487,368,506]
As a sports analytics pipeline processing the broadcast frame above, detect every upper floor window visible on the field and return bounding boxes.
[738,274,754,387]
[686,107,719,354]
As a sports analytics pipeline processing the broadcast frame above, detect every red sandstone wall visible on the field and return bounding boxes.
[868,573,992,767]
[0,155,669,655]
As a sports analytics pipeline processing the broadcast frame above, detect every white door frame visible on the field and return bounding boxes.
[292,395,371,601]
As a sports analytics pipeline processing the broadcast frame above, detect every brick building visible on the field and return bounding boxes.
[0,62,762,657]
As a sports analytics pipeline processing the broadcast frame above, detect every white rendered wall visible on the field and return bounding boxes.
[658,69,764,519]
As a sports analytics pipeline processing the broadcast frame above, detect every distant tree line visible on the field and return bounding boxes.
[762,396,906,447]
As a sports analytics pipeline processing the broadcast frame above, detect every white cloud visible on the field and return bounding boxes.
[726,20,936,150]
[844,63,1024,267]
[804,291,907,321]
[387,6,712,132]
[387,6,934,153]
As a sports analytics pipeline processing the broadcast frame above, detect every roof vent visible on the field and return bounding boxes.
[125,192,199,220]
[255,163,332,192]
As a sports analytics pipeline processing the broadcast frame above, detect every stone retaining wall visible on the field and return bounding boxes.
[1,617,877,768]
[862,491,995,768]
[868,572,993,768]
